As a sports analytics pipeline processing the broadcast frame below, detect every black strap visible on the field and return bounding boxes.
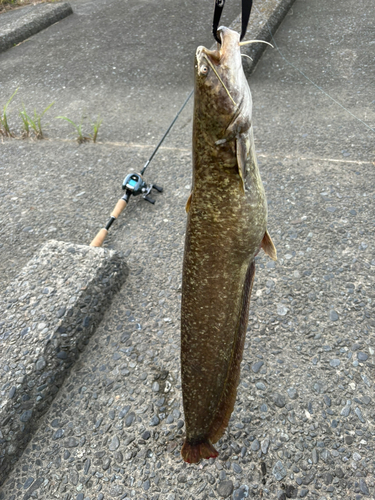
[212,0,252,43]
[240,0,252,40]
[212,0,225,44]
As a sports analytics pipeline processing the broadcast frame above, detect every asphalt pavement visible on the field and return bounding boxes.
[0,0,374,499]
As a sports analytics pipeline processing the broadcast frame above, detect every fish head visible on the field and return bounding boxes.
[194,27,251,136]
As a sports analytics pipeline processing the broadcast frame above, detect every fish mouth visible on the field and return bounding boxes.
[217,26,241,62]
[196,27,240,67]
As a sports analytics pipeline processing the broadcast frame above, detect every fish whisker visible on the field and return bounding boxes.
[239,39,274,48]
[203,55,237,107]
[241,53,253,61]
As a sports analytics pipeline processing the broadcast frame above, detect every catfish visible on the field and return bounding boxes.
[180,26,276,464]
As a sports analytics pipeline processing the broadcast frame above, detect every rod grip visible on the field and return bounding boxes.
[90,228,108,247]
[111,199,127,218]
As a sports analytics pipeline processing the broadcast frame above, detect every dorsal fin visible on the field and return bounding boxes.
[261,230,277,260]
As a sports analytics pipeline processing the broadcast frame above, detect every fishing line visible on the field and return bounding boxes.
[254,5,375,135]
[140,89,194,175]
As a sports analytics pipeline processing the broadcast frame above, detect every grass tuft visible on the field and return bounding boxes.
[56,116,91,144]
[19,105,30,138]
[0,88,18,137]
[20,102,54,139]
[90,115,102,143]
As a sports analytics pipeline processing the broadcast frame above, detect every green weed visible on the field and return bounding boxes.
[20,102,54,139]
[56,116,90,143]
[89,115,102,143]
[0,88,18,137]
[19,106,30,138]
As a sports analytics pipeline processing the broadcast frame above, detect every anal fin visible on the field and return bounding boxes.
[207,260,256,444]
[261,230,277,261]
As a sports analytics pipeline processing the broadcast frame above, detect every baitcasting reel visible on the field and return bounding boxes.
[122,173,163,204]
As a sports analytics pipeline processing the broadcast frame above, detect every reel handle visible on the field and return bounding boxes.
[143,195,155,204]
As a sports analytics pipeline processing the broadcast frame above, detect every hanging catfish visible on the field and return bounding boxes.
[180,26,277,464]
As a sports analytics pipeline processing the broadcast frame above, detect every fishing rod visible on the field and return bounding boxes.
[90,89,193,247]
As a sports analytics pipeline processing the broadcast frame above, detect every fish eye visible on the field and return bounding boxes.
[200,65,209,76]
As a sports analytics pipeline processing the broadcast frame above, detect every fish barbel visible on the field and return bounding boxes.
[180,26,276,464]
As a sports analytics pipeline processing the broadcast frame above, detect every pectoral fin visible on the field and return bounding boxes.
[236,136,247,193]
[261,230,277,260]
[185,192,193,213]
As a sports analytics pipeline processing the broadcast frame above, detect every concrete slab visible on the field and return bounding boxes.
[0,240,128,484]
[0,2,73,53]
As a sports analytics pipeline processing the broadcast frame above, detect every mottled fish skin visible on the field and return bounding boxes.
[180,27,276,464]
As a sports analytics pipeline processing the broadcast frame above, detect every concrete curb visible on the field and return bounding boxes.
[0,2,73,53]
[0,240,128,484]
[230,0,296,74]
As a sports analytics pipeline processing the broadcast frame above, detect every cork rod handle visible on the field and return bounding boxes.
[89,198,128,247]
[90,228,108,247]
[111,199,127,218]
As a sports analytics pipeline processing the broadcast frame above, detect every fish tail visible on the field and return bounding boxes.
[208,261,255,444]
[181,439,219,464]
